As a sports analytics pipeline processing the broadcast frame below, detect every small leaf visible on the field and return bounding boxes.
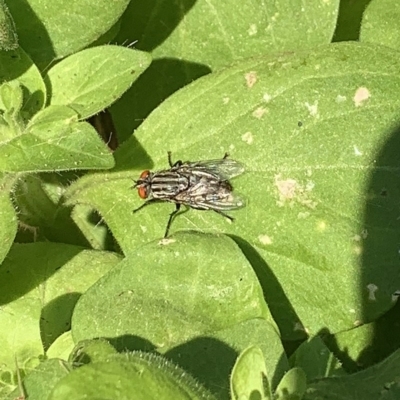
[0,47,45,119]
[231,346,273,400]
[69,339,118,366]
[0,81,23,115]
[6,359,70,400]
[46,46,152,119]
[275,368,307,400]
[0,105,115,172]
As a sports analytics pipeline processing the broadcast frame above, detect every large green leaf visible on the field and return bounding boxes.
[66,42,400,340]
[8,0,131,69]
[117,0,340,70]
[111,0,341,139]
[72,233,270,347]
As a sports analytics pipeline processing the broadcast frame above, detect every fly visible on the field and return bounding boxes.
[133,152,245,238]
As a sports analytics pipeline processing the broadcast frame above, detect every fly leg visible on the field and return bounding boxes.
[133,199,160,214]
[168,151,183,168]
[164,203,181,238]
[213,209,234,222]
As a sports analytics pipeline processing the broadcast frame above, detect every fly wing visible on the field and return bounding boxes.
[202,190,246,210]
[185,158,245,180]
[174,178,246,211]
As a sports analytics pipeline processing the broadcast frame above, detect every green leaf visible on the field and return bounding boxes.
[46,45,152,119]
[13,173,111,248]
[49,353,216,400]
[68,339,118,366]
[290,336,345,380]
[230,346,273,400]
[0,81,25,139]
[275,367,307,400]
[6,359,70,400]
[0,0,18,50]
[327,301,400,372]
[46,332,75,362]
[117,0,340,70]
[111,0,341,136]
[0,47,45,120]
[8,0,131,69]
[0,81,23,115]
[0,242,120,396]
[160,319,288,399]
[360,0,400,50]
[71,233,270,347]
[0,172,17,263]
[0,105,115,172]
[304,349,400,399]
[66,42,400,340]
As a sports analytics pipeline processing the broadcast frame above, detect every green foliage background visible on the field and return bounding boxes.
[1,0,400,399]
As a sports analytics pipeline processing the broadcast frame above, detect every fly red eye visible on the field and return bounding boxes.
[138,186,148,199]
[139,170,150,179]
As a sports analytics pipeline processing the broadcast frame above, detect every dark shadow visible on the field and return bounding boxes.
[7,0,56,70]
[319,123,400,372]
[0,243,84,305]
[166,336,237,400]
[13,173,93,249]
[70,334,235,399]
[319,327,360,373]
[332,0,373,42]
[41,205,93,248]
[116,0,197,52]
[107,334,156,353]
[112,133,155,172]
[89,332,272,400]
[110,58,211,143]
[40,292,81,351]
[357,300,400,368]
[85,209,119,252]
[358,122,400,368]
[88,110,119,152]
[228,235,307,342]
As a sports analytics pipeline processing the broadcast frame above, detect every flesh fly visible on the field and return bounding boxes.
[133,152,245,238]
